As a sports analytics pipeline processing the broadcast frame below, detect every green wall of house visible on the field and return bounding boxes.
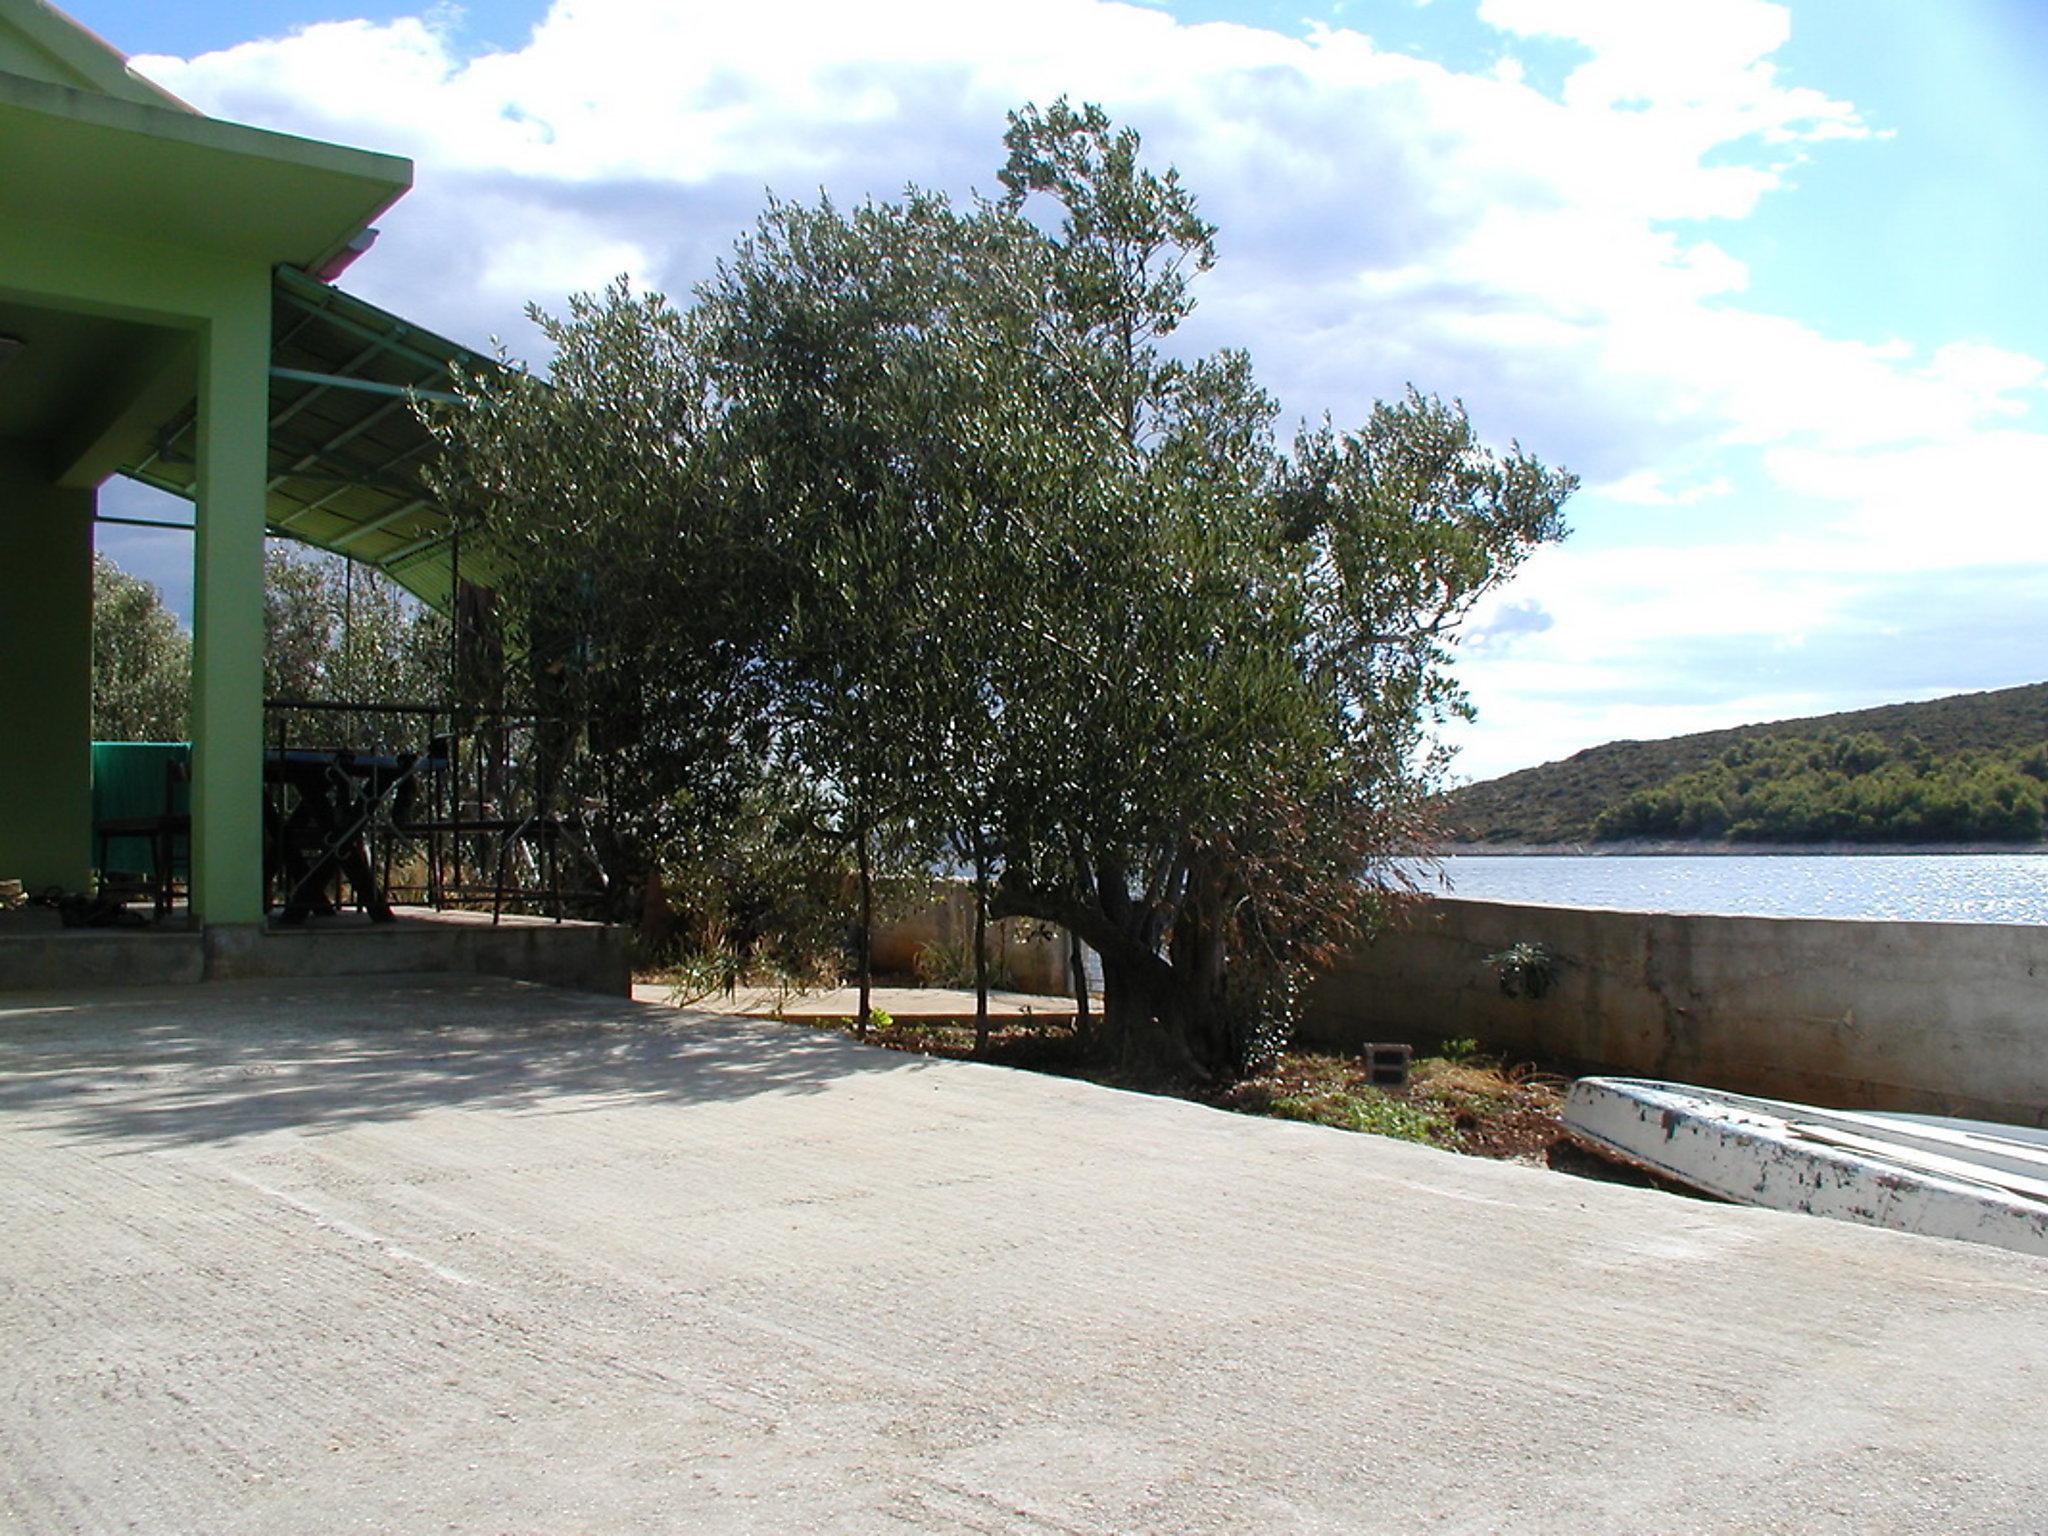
[1,0,409,928]
[0,222,278,924]
[0,439,93,893]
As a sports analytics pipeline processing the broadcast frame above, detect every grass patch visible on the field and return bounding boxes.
[1269,1086,1452,1144]
[1214,1050,1566,1159]
[1402,1052,1570,1161]
[1220,1054,1455,1146]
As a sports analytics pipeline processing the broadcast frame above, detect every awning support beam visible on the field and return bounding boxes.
[270,365,461,406]
[274,266,464,378]
[270,433,432,531]
[329,495,433,550]
[96,513,195,531]
[378,525,454,572]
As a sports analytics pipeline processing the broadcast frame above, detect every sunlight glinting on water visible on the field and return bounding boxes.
[1435,855,2048,925]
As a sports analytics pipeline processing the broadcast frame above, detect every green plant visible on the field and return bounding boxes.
[1485,941,1561,1000]
[913,936,1017,992]
[656,940,833,1012]
[658,946,745,1006]
[1439,1036,1481,1063]
[1268,1087,1452,1146]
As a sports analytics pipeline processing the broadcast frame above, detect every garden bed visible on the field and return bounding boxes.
[823,1011,1582,1168]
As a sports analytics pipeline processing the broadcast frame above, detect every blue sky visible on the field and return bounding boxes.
[72,0,2048,780]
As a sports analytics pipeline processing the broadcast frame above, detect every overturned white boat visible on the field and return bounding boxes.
[1563,1077,2048,1258]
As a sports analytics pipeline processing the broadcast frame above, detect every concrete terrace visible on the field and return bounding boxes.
[0,904,627,994]
[3,976,2046,1532]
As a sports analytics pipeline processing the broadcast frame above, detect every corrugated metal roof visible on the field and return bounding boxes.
[121,265,502,610]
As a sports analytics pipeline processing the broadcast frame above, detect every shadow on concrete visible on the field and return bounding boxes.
[0,976,920,1151]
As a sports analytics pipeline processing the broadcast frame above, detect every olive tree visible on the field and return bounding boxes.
[421,286,786,917]
[949,103,1576,1075]
[696,190,1077,1027]
[423,100,1574,1073]
[262,543,447,709]
[91,553,189,741]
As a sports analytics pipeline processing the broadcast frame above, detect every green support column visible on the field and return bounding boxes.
[189,294,271,927]
[0,440,94,894]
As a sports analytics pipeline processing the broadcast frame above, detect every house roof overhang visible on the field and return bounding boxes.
[0,67,411,279]
[0,7,488,614]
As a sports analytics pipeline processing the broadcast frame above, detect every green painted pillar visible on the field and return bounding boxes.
[0,440,94,894]
[190,294,270,927]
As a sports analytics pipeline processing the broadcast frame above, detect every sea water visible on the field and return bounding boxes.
[1432,853,2048,925]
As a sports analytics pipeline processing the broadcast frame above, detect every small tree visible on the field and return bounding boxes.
[697,192,1057,1030]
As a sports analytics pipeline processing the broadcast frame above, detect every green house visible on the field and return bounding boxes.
[0,0,490,933]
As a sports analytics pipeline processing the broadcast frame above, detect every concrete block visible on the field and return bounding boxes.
[1364,1042,1411,1087]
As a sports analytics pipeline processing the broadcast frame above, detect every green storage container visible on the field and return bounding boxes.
[90,742,191,880]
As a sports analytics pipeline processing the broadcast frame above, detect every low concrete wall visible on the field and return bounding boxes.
[872,887,1072,997]
[0,913,629,997]
[204,914,632,997]
[0,930,205,991]
[1300,897,2048,1127]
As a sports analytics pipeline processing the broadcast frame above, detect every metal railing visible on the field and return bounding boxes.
[263,698,610,921]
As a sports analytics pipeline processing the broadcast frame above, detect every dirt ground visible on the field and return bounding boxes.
[814,1008,1601,1171]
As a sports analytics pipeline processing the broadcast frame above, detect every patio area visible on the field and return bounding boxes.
[3,974,2044,1532]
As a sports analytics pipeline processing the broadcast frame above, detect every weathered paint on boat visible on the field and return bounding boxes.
[1562,1077,2048,1258]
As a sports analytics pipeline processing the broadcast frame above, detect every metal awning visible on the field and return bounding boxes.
[119,265,503,609]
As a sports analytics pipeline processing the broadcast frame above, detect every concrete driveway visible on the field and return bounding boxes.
[3,976,2045,1533]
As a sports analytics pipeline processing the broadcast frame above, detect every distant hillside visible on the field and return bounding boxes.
[1446,681,2048,845]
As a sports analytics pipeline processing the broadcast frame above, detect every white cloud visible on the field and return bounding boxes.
[1599,470,1733,506]
[123,0,2048,776]
[1922,341,2048,416]
[1767,431,2048,569]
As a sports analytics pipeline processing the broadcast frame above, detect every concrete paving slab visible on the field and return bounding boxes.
[2,974,2045,1533]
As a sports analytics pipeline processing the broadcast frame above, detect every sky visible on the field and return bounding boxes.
[70,0,2048,783]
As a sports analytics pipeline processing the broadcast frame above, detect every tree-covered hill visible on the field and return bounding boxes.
[1445,682,2048,845]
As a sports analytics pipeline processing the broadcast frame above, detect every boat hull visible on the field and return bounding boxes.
[1563,1077,2048,1258]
